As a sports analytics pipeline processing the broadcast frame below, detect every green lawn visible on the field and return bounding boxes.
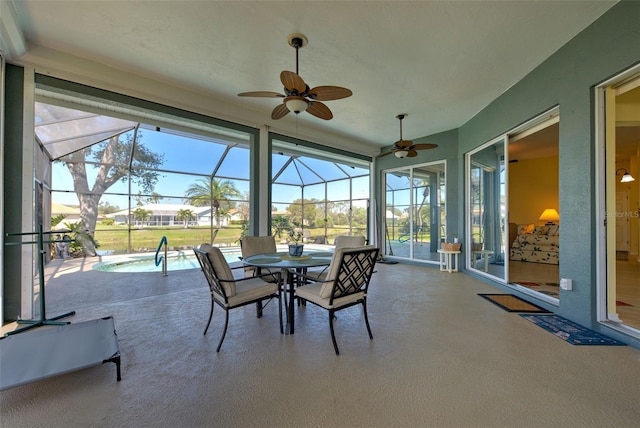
[94,225,242,253]
[92,224,365,254]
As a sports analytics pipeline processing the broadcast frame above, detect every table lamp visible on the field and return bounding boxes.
[539,208,559,225]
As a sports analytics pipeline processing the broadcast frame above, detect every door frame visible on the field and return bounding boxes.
[595,63,640,335]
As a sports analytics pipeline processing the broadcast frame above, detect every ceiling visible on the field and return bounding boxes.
[3,1,618,153]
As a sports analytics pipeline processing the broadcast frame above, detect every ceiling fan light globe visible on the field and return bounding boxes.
[394,150,409,159]
[285,97,308,114]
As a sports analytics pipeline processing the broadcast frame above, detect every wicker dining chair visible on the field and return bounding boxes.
[293,246,379,355]
[194,245,282,352]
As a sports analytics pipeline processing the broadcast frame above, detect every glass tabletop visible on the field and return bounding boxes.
[244,251,332,268]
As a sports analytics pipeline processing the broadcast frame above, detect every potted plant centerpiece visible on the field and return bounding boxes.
[287,230,304,257]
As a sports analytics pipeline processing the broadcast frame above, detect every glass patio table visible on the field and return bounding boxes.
[243,250,333,335]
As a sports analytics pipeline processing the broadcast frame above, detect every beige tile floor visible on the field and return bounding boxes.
[1,256,639,427]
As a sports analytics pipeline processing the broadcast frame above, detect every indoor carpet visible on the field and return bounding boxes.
[514,281,540,287]
[478,293,551,313]
[520,314,627,346]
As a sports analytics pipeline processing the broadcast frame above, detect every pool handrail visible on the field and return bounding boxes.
[155,236,168,276]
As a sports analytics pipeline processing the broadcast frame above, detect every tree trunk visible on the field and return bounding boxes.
[65,142,120,257]
[78,193,100,256]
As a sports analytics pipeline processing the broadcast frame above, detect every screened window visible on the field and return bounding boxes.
[39,100,252,254]
[271,139,370,244]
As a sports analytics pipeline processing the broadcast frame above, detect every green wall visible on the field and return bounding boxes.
[375,1,640,347]
[460,1,639,346]
[3,64,25,320]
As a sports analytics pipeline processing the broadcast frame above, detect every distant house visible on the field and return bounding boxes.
[51,202,81,225]
[385,210,401,220]
[226,208,247,224]
[106,204,214,226]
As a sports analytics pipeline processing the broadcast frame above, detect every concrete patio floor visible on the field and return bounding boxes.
[1,255,639,427]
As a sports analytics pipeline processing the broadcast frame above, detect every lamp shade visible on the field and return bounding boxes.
[616,168,635,183]
[394,150,409,159]
[621,172,635,183]
[538,208,559,224]
[284,96,308,114]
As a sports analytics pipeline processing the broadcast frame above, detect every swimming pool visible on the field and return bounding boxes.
[93,249,243,273]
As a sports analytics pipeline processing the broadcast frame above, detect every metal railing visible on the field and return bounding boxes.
[155,236,168,276]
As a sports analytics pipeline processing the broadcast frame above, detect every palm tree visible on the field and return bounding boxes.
[132,207,152,227]
[184,178,241,228]
[175,209,195,228]
[147,192,163,204]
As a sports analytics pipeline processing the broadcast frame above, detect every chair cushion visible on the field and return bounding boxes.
[241,236,277,257]
[304,269,329,281]
[241,236,278,279]
[227,278,278,307]
[296,282,365,309]
[204,245,236,297]
[320,249,346,298]
[334,235,366,250]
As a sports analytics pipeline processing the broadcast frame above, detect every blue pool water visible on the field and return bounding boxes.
[93,250,242,273]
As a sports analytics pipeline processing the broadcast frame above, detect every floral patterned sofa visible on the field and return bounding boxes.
[509,223,559,265]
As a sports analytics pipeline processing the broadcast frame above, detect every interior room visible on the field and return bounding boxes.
[1,1,640,426]
[609,76,640,329]
[507,116,560,299]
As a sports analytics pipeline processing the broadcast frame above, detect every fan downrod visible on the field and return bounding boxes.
[396,113,408,139]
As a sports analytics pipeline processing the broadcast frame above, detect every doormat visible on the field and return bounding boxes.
[478,294,551,313]
[519,314,626,346]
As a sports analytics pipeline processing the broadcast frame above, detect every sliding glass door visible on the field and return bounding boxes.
[466,138,507,280]
[597,67,640,333]
[467,108,562,304]
[383,161,446,263]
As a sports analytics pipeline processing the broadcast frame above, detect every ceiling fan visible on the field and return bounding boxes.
[379,114,438,158]
[237,33,352,121]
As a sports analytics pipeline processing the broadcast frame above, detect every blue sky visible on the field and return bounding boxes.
[52,127,368,209]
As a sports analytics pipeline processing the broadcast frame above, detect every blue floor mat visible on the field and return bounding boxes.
[520,314,626,346]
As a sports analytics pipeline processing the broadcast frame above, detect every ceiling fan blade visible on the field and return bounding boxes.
[407,149,418,158]
[308,86,353,101]
[271,103,290,120]
[238,91,285,98]
[377,150,394,158]
[411,143,438,150]
[281,71,307,95]
[306,101,333,120]
[395,140,413,149]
